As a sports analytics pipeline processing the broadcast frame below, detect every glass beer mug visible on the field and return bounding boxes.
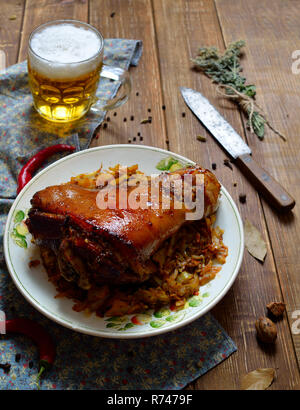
[27,20,131,123]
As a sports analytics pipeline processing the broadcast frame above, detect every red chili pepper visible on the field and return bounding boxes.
[17,144,76,194]
[5,318,56,388]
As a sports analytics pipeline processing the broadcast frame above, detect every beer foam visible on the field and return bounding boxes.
[29,23,103,79]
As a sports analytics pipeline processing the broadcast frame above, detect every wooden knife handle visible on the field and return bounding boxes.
[236,153,295,212]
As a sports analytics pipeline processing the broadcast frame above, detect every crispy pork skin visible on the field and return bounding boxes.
[26,166,220,288]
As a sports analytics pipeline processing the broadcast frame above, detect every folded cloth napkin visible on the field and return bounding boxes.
[0,39,236,390]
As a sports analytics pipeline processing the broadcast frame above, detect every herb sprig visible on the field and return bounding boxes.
[192,41,286,141]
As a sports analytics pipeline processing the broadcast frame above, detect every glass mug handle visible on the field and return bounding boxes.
[90,65,131,113]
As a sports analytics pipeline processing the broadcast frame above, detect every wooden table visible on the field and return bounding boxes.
[1,0,300,390]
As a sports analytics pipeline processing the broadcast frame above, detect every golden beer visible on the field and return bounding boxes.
[28,20,104,122]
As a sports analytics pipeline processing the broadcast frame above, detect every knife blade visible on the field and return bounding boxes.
[180,87,295,212]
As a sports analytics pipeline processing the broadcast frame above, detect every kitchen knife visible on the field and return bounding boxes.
[180,87,295,212]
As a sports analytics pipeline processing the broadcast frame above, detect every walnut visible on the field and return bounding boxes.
[266,302,286,318]
[255,317,277,343]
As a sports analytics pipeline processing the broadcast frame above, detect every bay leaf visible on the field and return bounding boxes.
[244,219,267,262]
[241,368,275,390]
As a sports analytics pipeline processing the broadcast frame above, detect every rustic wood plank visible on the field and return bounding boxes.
[0,0,25,67]
[89,0,167,149]
[216,0,300,381]
[18,0,88,62]
[152,0,300,389]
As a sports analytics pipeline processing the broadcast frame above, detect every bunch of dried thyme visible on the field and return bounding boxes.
[192,40,286,141]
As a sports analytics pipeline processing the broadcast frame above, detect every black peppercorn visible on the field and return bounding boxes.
[239,194,247,204]
[15,353,21,362]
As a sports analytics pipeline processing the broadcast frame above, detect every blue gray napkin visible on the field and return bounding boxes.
[0,39,236,390]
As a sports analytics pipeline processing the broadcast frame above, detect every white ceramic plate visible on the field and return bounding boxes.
[4,145,244,339]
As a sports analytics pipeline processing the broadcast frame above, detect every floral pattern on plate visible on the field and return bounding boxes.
[10,209,29,249]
